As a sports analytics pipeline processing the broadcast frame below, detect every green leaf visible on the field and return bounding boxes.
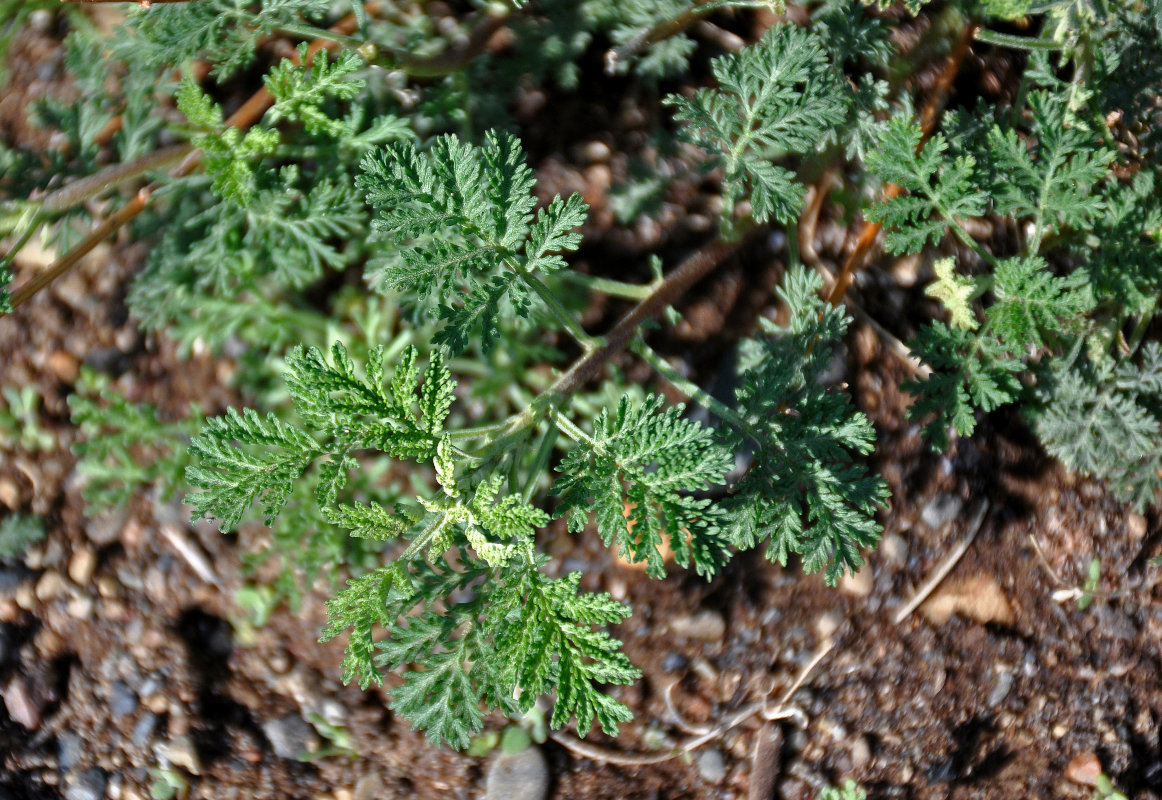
[265,43,366,137]
[726,266,888,585]
[665,24,849,227]
[554,395,733,579]
[865,115,988,254]
[185,407,320,531]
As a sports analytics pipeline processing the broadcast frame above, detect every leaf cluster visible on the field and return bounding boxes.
[666,24,849,230]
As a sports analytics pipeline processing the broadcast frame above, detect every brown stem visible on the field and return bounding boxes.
[10,188,152,309]
[824,21,978,307]
[6,11,363,311]
[391,7,510,77]
[550,233,754,398]
[35,144,194,214]
[605,0,728,74]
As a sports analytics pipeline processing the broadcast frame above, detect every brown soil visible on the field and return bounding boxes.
[2,11,1161,800]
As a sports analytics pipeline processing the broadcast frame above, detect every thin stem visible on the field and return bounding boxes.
[33,144,194,215]
[11,188,153,309]
[510,262,602,350]
[974,28,1062,52]
[551,410,595,448]
[632,340,752,435]
[826,21,979,306]
[549,235,751,399]
[4,11,362,311]
[277,22,367,51]
[1,213,44,272]
[520,423,558,504]
[557,271,656,301]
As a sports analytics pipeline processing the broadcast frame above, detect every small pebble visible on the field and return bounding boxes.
[36,570,69,602]
[880,533,908,565]
[921,493,963,530]
[353,772,383,800]
[815,611,842,640]
[110,681,138,719]
[484,745,549,800]
[262,714,318,760]
[851,735,871,769]
[670,610,726,641]
[1065,752,1102,786]
[58,732,83,771]
[839,567,873,597]
[68,549,97,586]
[163,734,201,775]
[987,670,1013,707]
[66,769,108,800]
[3,677,42,729]
[67,597,93,619]
[131,714,159,748]
[1127,513,1147,539]
[696,749,727,783]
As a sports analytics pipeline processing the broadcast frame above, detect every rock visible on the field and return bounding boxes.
[262,714,318,760]
[987,670,1013,707]
[67,597,93,620]
[920,493,963,530]
[58,732,83,771]
[670,610,726,641]
[353,773,383,800]
[839,567,873,597]
[163,734,201,775]
[815,611,842,640]
[110,681,137,719]
[696,749,727,783]
[1127,513,1148,539]
[921,575,1015,626]
[484,745,549,800]
[661,652,688,673]
[3,677,43,729]
[131,714,159,748]
[35,570,69,602]
[66,769,107,800]
[1065,752,1102,786]
[851,735,871,769]
[68,549,97,586]
[48,351,80,384]
[880,533,908,566]
[86,511,128,548]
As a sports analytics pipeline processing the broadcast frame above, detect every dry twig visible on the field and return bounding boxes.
[893,499,989,625]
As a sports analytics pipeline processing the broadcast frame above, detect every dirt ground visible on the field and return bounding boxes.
[2,10,1161,800]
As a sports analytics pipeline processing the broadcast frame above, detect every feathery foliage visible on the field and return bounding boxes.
[359,131,588,352]
[554,395,734,579]
[7,0,1161,760]
[726,267,888,585]
[666,24,849,231]
[0,513,45,563]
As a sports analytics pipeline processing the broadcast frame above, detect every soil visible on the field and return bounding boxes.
[2,9,1162,800]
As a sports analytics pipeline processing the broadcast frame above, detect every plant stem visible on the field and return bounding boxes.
[10,188,153,309]
[520,423,558,504]
[974,28,1062,52]
[34,144,194,215]
[5,11,363,311]
[549,234,753,399]
[557,271,656,301]
[825,20,978,307]
[512,263,602,350]
[550,410,595,448]
[632,340,752,434]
